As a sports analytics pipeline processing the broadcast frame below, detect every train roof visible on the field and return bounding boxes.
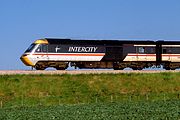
[156,40,180,45]
[45,38,156,45]
[44,38,180,45]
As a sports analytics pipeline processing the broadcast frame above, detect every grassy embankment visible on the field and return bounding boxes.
[0,72,179,107]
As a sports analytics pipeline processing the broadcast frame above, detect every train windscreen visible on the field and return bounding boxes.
[25,43,36,53]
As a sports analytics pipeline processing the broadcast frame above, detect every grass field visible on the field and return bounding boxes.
[0,72,179,119]
[0,100,179,120]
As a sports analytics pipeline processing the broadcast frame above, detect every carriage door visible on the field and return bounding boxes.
[105,47,123,61]
[162,47,171,61]
[137,47,147,61]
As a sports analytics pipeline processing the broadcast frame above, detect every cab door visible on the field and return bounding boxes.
[41,44,49,61]
[35,44,49,61]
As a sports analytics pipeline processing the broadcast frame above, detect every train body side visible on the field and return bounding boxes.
[20,39,180,70]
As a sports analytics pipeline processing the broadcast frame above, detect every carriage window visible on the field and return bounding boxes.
[146,47,155,54]
[163,49,167,54]
[138,47,145,53]
[163,48,173,54]
[167,48,172,53]
[171,48,180,54]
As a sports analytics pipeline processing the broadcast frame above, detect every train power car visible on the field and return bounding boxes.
[20,38,180,70]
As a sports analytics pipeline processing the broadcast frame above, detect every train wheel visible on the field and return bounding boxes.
[164,67,176,70]
[55,67,66,70]
[34,64,46,70]
[132,67,137,70]
[35,66,46,70]
[170,68,176,70]
[132,67,143,70]
[164,66,171,70]
[113,67,124,70]
[137,67,143,70]
[164,67,170,70]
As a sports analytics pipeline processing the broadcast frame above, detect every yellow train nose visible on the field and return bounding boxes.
[20,55,34,66]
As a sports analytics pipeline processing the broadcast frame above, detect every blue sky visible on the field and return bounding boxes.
[0,0,180,70]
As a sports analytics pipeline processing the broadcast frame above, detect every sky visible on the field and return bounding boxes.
[0,0,180,70]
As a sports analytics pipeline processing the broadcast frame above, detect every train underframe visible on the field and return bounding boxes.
[34,61,69,70]
[34,61,180,70]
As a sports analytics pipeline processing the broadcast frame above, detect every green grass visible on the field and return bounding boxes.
[0,100,179,120]
[0,73,180,119]
[0,72,179,107]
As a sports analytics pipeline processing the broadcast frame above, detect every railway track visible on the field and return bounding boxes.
[0,70,179,75]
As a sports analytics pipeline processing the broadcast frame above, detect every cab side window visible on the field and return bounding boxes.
[35,44,48,53]
[35,45,42,52]
[42,44,48,52]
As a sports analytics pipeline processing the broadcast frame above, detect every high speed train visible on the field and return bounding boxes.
[20,38,180,70]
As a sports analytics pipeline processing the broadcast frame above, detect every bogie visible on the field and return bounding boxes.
[34,61,69,70]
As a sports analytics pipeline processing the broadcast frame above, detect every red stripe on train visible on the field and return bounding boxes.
[128,54,180,57]
[33,53,105,56]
